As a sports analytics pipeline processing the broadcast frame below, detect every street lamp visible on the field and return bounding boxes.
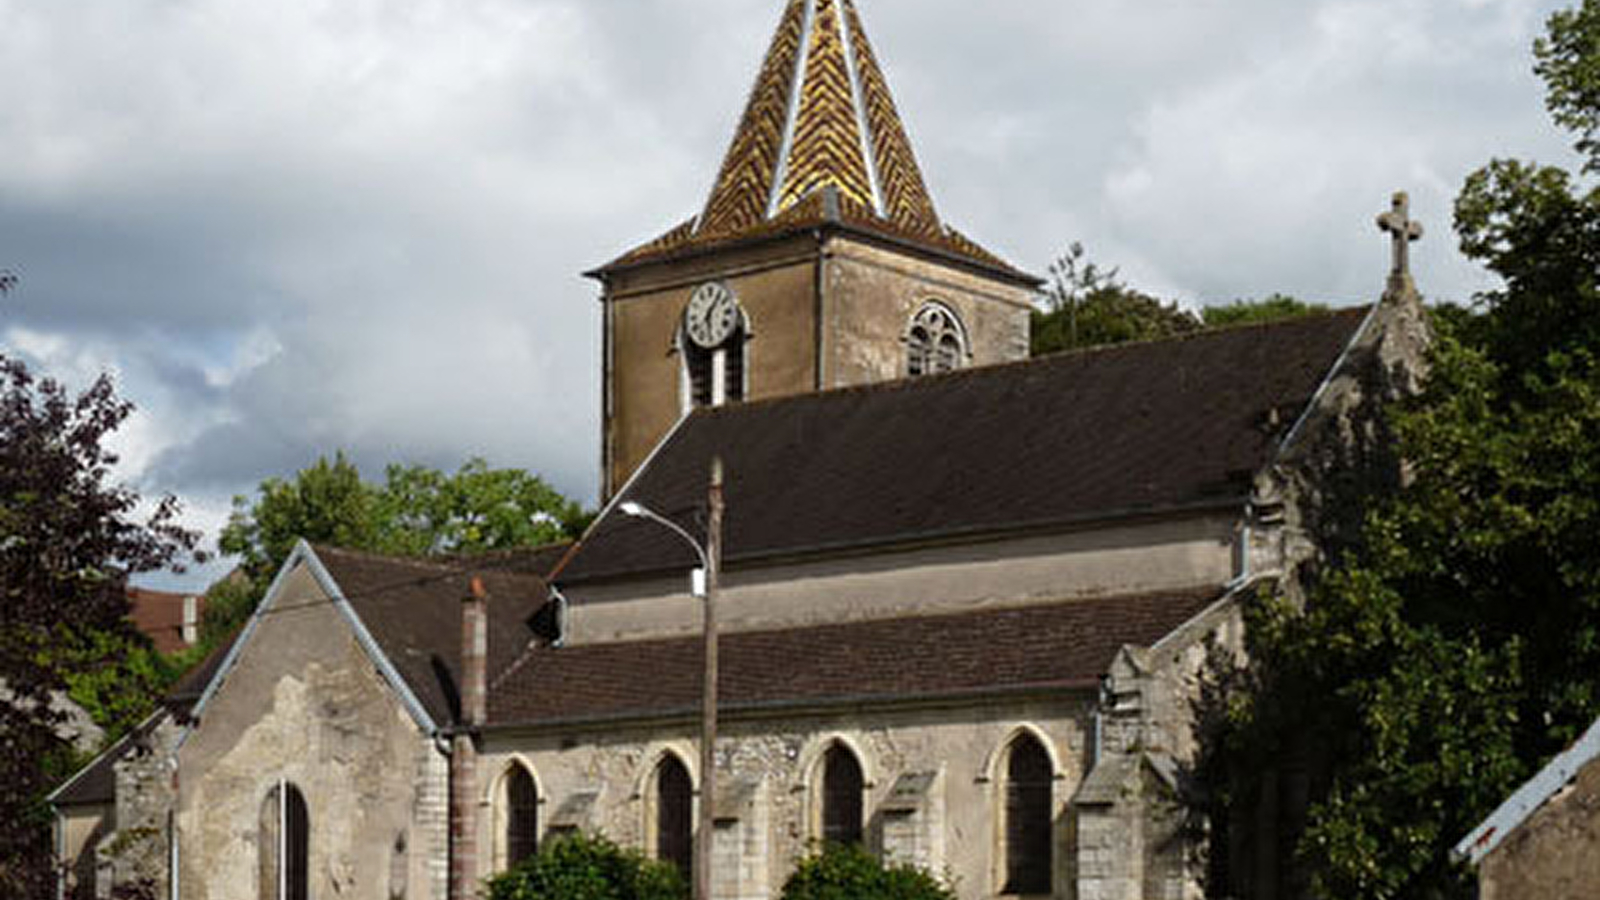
[618,458,724,900]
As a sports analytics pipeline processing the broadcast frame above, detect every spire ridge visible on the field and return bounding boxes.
[698,0,938,238]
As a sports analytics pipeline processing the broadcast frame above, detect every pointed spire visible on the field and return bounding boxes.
[698,0,939,237]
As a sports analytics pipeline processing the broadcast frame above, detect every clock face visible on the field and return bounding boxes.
[685,282,741,349]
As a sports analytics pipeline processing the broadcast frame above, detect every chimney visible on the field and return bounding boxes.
[449,576,489,900]
[461,577,488,728]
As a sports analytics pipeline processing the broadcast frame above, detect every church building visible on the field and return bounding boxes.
[53,2,1432,899]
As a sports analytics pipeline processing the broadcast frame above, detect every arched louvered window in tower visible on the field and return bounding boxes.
[259,781,310,900]
[906,304,967,377]
[1002,735,1053,895]
[821,744,865,847]
[655,756,693,884]
[507,766,540,867]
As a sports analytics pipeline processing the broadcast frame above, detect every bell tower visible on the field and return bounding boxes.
[588,0,1041,499]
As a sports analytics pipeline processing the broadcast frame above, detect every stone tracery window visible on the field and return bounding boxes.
[821,743,865,847]
[906,303,967,377]
[1001,735,1053,895]
[259,781,309,900]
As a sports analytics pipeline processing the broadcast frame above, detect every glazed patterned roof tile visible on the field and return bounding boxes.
[598,0,1024,280]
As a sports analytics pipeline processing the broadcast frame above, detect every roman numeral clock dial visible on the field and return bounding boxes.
[685,282,740,349]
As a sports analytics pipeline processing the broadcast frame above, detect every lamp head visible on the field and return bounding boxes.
[619,501,646,517]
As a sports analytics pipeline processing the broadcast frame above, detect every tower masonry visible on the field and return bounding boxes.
[588,0,1041,499]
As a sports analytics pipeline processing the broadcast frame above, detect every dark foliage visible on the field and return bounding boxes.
[0,353,198,897]
[1192,3,1600,897]
[779,843,956,900]
[485,831,686,900]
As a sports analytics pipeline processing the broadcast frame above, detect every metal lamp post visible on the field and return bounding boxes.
[619,457,723,900]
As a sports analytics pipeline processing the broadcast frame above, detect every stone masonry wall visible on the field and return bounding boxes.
[479,697,1089,900]
[176,563,447,900]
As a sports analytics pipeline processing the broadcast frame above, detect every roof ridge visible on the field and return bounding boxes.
[681,304,1373,423]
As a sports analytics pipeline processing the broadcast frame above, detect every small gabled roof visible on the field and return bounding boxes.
[1454,716,1600,865]
[558,308,1374,584]
[489,588,1222,727]
[185,543,553,738]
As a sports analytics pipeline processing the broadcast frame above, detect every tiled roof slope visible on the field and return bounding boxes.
[313,547,550,727]
[490,589,1220,726]
[128,587,203,654]
[560,308,1372,583]
[595,0,1027,281]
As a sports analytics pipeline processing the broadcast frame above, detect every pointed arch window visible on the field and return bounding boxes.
[654,756,693,883]
[821,744,865,847]
[1002,735,1053,895]
[906,303,967,377]
[506,765,540,868]
[259,781,309,900]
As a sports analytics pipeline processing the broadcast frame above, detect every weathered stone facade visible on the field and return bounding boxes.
[479,700,1092,900]
[1478,757,1600,900]
[596,229,1034,499]
[174,564,449,900]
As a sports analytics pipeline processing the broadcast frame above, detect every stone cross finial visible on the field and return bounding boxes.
[1376,192,1424,295]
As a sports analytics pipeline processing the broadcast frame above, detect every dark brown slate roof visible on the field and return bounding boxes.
[559,308,1372,583]
[312,546,550,727]
[489,588,1221,726]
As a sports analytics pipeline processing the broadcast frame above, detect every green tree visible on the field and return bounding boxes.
[1200,294,1327,329]
[219,452,378,584]
[779,843,955,900]
[485,831,686,900]
[0,348,198,896]
[1031,242,1201,355]
[209,454,588,642]
[1195,3,1600,898]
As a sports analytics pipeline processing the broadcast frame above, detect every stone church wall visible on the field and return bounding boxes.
[603,236,822,499]
[820,237,1031,390]
[175,563,448,900]
[567,512,1241,646]
[478,697,1091,900]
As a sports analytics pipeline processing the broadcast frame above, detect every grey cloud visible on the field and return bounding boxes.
[0,0,1586,590]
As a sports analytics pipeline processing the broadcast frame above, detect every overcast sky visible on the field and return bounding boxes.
[0,0,1583,591]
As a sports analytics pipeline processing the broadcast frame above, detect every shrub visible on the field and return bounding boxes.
[780,844,955,900]
[485,831,686,900]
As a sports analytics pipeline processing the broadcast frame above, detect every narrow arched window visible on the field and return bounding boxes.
[506,766,539,867]
[655,756,693,883]
[821,744,865,847]
[1002,736,1053,895]
[260,782,310,900]
[906,304,967,377]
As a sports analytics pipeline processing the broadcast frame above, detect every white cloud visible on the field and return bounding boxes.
[0,0,1586,590]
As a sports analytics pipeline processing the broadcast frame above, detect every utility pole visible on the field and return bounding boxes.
[696,457,724,900]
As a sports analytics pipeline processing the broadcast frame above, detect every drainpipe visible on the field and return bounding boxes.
[1091,674,1112,773]
[450,577,489,900]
